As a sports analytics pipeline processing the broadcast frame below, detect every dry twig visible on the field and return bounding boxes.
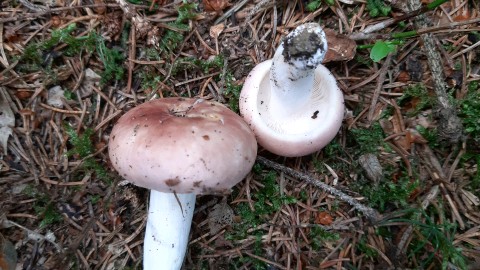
[406,0,463,143]
[256,156,381,223]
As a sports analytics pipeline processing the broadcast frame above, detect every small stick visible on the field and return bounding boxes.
[3,219,62,251]
[114,0,159,47]
[126,25,136,94]
[368,54,392,122]
[256,156,381,223]
[407,0,463,143]
[394,185,439,258]
[214,0,249,25]
[39,103,87,114]
[349,0,448,39]
[350,17,480,41]
[0,4,123,23]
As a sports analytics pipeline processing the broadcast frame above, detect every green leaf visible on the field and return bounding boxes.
[370,40,396,62]
[306,0,322,11]
[324,0,335,5]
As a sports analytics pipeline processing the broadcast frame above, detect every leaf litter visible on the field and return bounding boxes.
[0,89,14,155]
[0,0,479,269]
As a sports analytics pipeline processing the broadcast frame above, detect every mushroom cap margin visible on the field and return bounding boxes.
[239,60,344,157]
[108,98,258,194]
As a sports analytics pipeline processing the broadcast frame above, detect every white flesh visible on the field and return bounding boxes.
[143,191,196,270]
[269,23,327,118]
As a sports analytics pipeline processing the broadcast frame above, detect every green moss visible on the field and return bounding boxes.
[364,176,418,211]
[354,54,374,67]
[65,126,112,184]
[389,208,468,270]
[351,162,419,211]
[139,69,163,92]
[171,55,224,75]
[416,125,439,149]
[310,227,340,250]
[459,82,480,139]
[305,0,334,11]
[159,3,198,55]
[398,84,433,116]
[96,38,125,84]
[63,90,76,100]
[160,22,189,54]
[18,23,96,72]
[17,23,124,85]
[40,23,96,55]
[356,236,379,259]
[323,141,344,158]
[176,2,198,22]
[367,0,391,17]
[227,171,296,240]
[90,194,101,204]
[349,123,385,154]
[65,126,95,158]
[225,170,297,268]
[306,0,322,11]
[222,72,242,112]
[37,203,63,228]
[23,186,63,228]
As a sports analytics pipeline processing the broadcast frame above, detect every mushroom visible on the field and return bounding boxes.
[239,23,344,157]
[108,98,257,269]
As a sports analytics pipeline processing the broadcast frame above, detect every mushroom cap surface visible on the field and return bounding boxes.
[239,60,344,157]
[109,98,257,194]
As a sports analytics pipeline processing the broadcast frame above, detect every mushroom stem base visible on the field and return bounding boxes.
[143,190,196,270]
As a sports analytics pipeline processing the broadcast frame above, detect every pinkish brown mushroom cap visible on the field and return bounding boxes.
[108,98,257,195]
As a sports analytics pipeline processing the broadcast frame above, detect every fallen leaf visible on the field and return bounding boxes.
[203,0,231,12]
[358,153,383,184]
[323,28,356,63]
[79,68,101,98]
[0,160,9,173]
[453,10,471,22]
[405,55,423,82]
[315,212,333,225]
[209,23,225,39]
[397,70,410,83]
[208,201,234,234]
[50,16,62,28]
[0,89,14,155]
[14,90,33,100]
[405,128,428,144]
[47,86,65,108]
[4,29,20,43]
[93,0,106,14]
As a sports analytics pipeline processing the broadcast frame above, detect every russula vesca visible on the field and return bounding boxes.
[239,23,344,157]
[108,98,257,269]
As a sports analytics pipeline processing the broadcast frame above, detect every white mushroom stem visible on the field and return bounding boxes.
[239,23,343,156]
[143,191,196,270]
[269,23,327,118]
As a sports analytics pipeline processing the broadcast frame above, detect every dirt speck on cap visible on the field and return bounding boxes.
[165,178,181,187]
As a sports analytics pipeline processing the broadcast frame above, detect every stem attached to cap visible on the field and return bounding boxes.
[143,191,196,269]
[268,23,328,118]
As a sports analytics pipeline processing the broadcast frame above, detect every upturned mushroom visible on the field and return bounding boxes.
[239,23,344,157]
[108,98,257,269]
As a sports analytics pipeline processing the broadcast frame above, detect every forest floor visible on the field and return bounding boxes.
[1,0,480,269]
